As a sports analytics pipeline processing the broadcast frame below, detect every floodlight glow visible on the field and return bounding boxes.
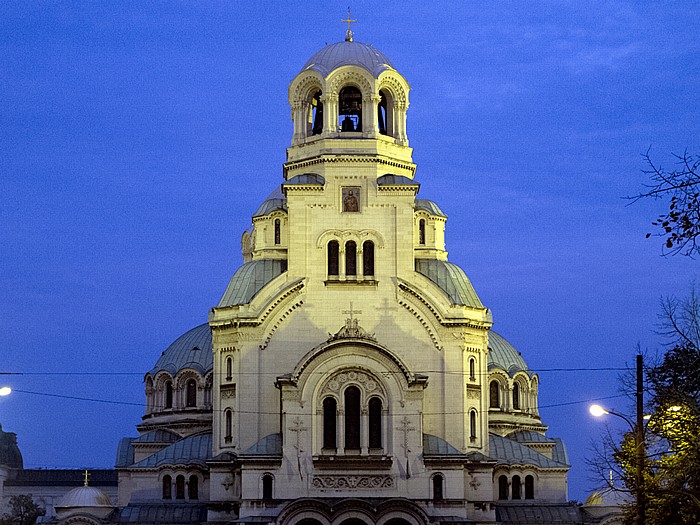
[0,386,11,396]
[589,404,608,417]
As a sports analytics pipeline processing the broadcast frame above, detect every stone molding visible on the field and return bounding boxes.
[312,474,393,489]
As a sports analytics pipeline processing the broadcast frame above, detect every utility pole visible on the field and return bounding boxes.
[636,354,645,525]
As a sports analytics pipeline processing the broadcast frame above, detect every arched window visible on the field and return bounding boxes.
[328,241,339,276]
[175,475,185,500]
[498,475,508,500]
[186,379,197,408]
[368,397,382,449]
[226,357,232,381]
[378,91,388,135]
[311,90,323,136]
[470,410,477,440]
[188,475,199,500]
[323,397,337,449]
[489,380,500,408]
[362,241,374,277]
[224,409,232,443]
[433,474,444,501]
[513,383,520,410]
[262,474,273,500]
[419,219,426,245]
[512,475,522,500]
[274,219,281,245]
[469,358,476,380]
[345,241,357,277]
[344,386,361,450]
[525,475,534,499]
[162,475,172,499]
[165,380,173,409]
[338,86,362,132]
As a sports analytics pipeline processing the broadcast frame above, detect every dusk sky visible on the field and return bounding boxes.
[1,1,698,503]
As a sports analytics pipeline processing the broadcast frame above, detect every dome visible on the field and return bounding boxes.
[148,324,213,378]
[584,487,630,507]
[58,485,113,508]
[415,199,446,218]
[488,331,533,377]
[301,40,395,78]
[0,424,23,469]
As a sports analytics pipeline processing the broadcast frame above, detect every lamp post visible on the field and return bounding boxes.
[590,354,645,525]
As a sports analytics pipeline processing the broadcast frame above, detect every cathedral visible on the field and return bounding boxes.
[0,27,622,525]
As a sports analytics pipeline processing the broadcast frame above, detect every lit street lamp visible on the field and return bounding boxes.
[0,386,11,396]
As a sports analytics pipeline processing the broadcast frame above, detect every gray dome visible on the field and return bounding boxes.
[302,40,395,77]
[488,331,532,377]
[0,424,23,469]
[58,486,113,508]
[148,324,213,378]
[415,199,446,218]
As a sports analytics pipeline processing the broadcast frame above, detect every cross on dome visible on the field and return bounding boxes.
[341,8,357,42]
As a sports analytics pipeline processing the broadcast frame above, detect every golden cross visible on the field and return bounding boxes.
[341,8,357,42]
[84,469,90,487]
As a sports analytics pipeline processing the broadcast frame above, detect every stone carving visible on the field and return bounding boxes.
[321,370,383,397]
[328,318,376,342]
[312,475,393,489]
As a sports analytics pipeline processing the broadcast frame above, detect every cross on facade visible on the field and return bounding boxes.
[288,417,308,452]
[396,416,415,457]
[341,8,357,42]
[342,302,362,322]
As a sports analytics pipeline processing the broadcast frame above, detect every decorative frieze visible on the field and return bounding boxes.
[312,475,393,489]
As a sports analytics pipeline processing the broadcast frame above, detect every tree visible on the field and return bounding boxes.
[0,495,44,525]
[631,149,700,257]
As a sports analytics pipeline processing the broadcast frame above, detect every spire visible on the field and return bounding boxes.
[341,7,356,42]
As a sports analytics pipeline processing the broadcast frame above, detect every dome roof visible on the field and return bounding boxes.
[415,199,446,218]
[0,424,23,469]
[58,485,113,508]
[584,486,630,506]
[488,331,533,377]
[415,259,484,308]
[301,40,395,77]
[148,324,213,378]
[218,259,287,307]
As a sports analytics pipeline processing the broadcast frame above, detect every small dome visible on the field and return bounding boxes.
[488,331,532,376]
[0,424,23,469]
[302,40,395,77]
[584,487,630,507]
[58,486,113,508]
[415,199,446,218]
[148,324,213,378]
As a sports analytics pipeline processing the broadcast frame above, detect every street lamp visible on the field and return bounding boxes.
[0,386,11,396]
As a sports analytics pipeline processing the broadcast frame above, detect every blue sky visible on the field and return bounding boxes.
[1,1,698,502]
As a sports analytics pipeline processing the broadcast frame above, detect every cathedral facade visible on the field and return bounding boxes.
[1,31,620,525]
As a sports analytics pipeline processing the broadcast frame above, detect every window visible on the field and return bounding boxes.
[274,219,281,245]
[262,474,273,500]
[498,475,508,500]
[311,91,323,136]
[513,383,520,410]
[328,241,339,276]
[378,91,388,135]
[489,381,500,409]
[226,357,232,381]
[165,380,173,409]
[344,386,361,450]
[433,474,444,501]
[224,409,232,443]
[470,410,477,441]
[469,358,476,380]
[512,475,522,500]
[368,397,382,449]
[362,241,374,277]
[323,397,337,449]
[419,219,426,245]
[338,86,362,132]
[345,241,357,277]
[162,475,172,499]
[186,379,197,408]
[176,475,185,500]
[525,475,534,499]
[188,475,199,500]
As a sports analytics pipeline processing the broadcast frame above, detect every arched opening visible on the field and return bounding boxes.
[186,379,197,408]
[498,475,508,500]
[165,380,173,409]
[512,475,522,500]
[344,386,361,450]
[274,219,281,245]
[362,241,374,277]
[378,90,388,135]
[162,475,172,499]
[311,90,323,136]
[368,397,382,449]
[188,475,199,500]
[328,241,339,276]
[262,474,273,500]
[469,358,476,380]
[345,241,357,277]
[489,380,500,408]
[513,383,520,410]
[224,409,232,443]
[419,219,426,245]
[226,357,232,381]
[470,410,477,440]
[323,397,337,449]
[525,475,534,499]
[338,86,362,132]
[433,474,444,501]
[175,475,185,500]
